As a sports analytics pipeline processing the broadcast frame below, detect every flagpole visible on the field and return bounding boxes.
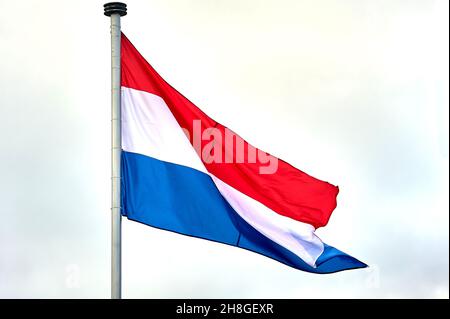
[104,2,127,299]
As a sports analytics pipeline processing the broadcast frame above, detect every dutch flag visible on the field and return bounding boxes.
[120,33,366,273]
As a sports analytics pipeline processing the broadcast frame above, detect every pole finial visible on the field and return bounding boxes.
[104,2,127,16]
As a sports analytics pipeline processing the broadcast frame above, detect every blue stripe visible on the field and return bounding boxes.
[121,151,367,273]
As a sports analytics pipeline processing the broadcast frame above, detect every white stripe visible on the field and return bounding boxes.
[121,86,324,267]
[211,176,323,267]
[121,87,207,173]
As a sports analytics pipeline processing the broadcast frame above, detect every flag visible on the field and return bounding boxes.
[120,33,366,273]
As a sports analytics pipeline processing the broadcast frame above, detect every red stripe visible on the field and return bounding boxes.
[120,33,339,228]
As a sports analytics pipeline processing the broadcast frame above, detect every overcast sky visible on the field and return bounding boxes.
[0,0,448,298]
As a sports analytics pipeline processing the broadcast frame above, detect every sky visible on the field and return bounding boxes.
[0,0,448,298]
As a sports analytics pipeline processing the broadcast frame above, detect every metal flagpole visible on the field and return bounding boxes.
[104,2,127,299]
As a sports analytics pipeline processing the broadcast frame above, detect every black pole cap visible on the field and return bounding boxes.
[104,2,127,16]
